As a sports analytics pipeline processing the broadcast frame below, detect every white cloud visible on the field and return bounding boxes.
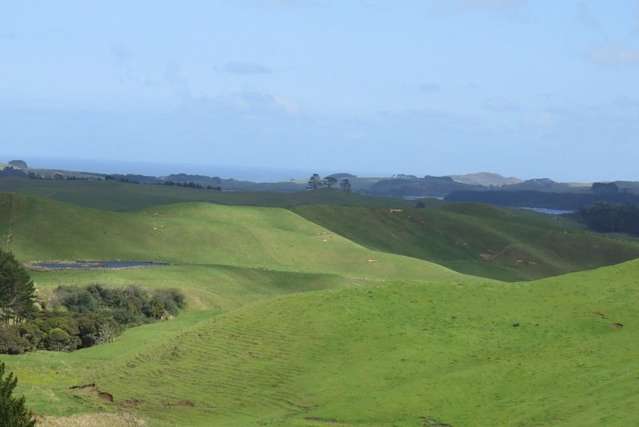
[589,46,639,65]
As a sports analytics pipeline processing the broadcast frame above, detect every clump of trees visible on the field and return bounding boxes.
[0,250,185,354]
[579,203,639,236]
[339,178,352,193]
[0,363,35,427]
[0,251,36,324]
[162,181,222,191]
[306,174,351,193]
[592,182,619,195]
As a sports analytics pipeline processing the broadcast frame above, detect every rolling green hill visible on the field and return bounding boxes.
[4,191,637,283]
[2,191,639,426]
[0,193,457,282]
[88,259,639,426]
[6,259,639,426]
[293,203,639,281]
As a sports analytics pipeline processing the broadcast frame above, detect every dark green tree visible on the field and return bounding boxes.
[339,178,352,193]
[0,251,36,324]
[323,176,338,189]
[0,363,35,427]
[307,174,322,190]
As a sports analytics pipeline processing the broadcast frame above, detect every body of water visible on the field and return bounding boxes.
[519,207,575,215]
[28,260,168,270]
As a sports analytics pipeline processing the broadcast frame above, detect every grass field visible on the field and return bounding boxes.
[3,192,636,282]
[0,193,458,283]
[0,189,638,426]
[4,259,639,426]
[294,203,639,281]
[91,259,639,427]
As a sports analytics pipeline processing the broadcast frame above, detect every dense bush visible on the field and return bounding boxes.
[0,284,185,354]
[579,203,639,236]
[0,327,29,355]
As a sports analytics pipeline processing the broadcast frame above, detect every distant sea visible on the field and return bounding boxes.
[9,156,315,183]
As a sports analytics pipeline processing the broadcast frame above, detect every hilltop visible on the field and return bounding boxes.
[449,171,522,187]
[0,193,456,282]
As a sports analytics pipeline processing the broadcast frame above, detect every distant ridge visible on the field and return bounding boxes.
[449,172,522,187]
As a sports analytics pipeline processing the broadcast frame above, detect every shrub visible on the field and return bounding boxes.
[150,289,186,317]
[45,328,80,352]
[76,314,119,347]
[54,287,98,313]
[0,363,35,427]
[0,326,29,355]
[17,323,45,351]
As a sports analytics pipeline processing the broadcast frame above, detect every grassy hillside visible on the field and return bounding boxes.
[0,193,458,283]
[3,264,359,422]
[293,203,639,281]
[1,191,638,425]
[92,259,639,426]
[0,178,408,211]
[5,259,639,426]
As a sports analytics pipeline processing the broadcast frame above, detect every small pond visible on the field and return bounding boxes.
[28,260,169,271]
[518,207,575,215]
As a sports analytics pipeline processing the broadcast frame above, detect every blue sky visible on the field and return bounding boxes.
[2,0,639,180]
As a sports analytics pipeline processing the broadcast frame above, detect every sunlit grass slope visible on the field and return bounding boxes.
[13,259,637,426]
[294,203,639,281]
[2,191,638,426]
[4,264,357,421]
[0,193,459,282]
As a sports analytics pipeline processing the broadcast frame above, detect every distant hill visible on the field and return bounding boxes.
[0,178,410,211]
[450,172,521,187]
[368,175,484,197]
[502,178,587,193]
[8,160,28,169]
[446,189,639,210]
[326,173,357,179]
[614,181,639,194]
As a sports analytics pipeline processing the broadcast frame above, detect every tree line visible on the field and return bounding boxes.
[307,174,352,192]
[579,203,639,236]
